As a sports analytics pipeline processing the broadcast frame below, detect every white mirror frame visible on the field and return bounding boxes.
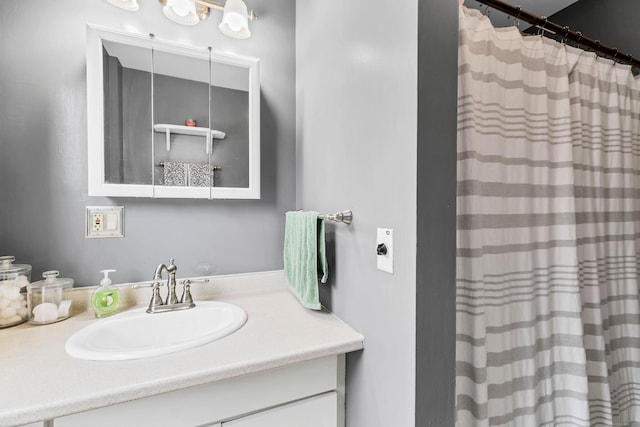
[86,25,260,199]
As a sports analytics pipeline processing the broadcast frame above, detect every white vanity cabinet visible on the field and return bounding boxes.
[35,356,344,427]
[3,272,364,427]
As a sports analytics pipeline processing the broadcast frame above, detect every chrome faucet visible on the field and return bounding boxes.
[147,259,195,314]
[154,259,179,305]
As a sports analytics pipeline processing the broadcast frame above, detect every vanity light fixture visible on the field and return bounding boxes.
[159,0,257,38]
[103,0,139,11]
[162,0,200,25]
[103,0,256,39]
[218,0,252,39]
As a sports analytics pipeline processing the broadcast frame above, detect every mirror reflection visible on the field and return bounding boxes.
[103,40,152,186]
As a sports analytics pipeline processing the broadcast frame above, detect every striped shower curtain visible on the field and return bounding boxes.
[456,6,640,427]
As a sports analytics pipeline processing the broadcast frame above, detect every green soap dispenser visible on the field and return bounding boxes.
[91,269,119,318]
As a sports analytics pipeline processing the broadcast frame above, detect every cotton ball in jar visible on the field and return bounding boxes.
[4,286,21,301]
[1,278,17,288]
[32,303,59,323]
[0,282,25,313]
[58,300,72,318]
[9,299,24,309]
[0,306,17,319]
[15,276,29,289]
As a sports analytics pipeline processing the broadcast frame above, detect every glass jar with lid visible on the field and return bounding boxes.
[27,270,74,325]
[0,256,31,328]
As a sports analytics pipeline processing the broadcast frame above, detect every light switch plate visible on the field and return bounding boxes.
[377,228,394,274]
[86,206,124,238]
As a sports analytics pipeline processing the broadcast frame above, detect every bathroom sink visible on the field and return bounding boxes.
[65,301,247,361]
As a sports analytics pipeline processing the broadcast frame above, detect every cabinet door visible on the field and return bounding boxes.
[222,392,337,427]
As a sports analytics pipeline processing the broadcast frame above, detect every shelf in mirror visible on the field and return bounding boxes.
[154,124,226,154]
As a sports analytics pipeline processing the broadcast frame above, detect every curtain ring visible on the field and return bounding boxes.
[562,26,570,44]
[613,48,619,58]
[592,40,600,56]
[539,17,548,36]
[515,6,522,28]
[575,31,582,46]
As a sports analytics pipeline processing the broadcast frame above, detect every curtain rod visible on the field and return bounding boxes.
[469,0,640,69]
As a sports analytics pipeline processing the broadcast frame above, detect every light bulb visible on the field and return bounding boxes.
[226,13,244,31]
[163,0,199,25]
[218,0,251,39]
[172,0,189,16]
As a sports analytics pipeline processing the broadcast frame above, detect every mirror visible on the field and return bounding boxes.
[86,26,260,199]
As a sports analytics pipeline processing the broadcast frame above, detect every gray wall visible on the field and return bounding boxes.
[548,0,640,57]
[0,0,296,285]
[104,53,125,184]
[416,0,459,425]
[296,0,418,425]
[121,67,152,185]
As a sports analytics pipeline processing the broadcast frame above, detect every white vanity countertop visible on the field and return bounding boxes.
[0,271,364,426]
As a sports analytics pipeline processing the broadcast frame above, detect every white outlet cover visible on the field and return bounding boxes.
[86,206,124,238]
[376,228,393,274]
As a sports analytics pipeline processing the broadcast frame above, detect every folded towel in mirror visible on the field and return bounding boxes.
[163,162,187,186]
[188,163,213,187]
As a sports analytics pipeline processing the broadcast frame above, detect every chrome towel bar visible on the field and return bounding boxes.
[288,209,353,224]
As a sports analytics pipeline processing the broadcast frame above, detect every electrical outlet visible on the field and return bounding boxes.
[377,228,394,274]
[86,206,124,238]
[92,213,104,231]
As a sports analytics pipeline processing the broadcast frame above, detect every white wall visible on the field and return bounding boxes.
[296,1,418,425]
[0,0,296,285]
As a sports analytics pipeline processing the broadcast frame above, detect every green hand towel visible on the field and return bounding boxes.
[283,211,328,310]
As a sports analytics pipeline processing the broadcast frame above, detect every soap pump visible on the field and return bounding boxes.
[91,269,119,318]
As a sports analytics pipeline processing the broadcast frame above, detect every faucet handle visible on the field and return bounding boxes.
[131,281,158,289]
[178,278,212,305]
[148,281,164,311]
[180,280,194,305]
[180,278,211,285]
